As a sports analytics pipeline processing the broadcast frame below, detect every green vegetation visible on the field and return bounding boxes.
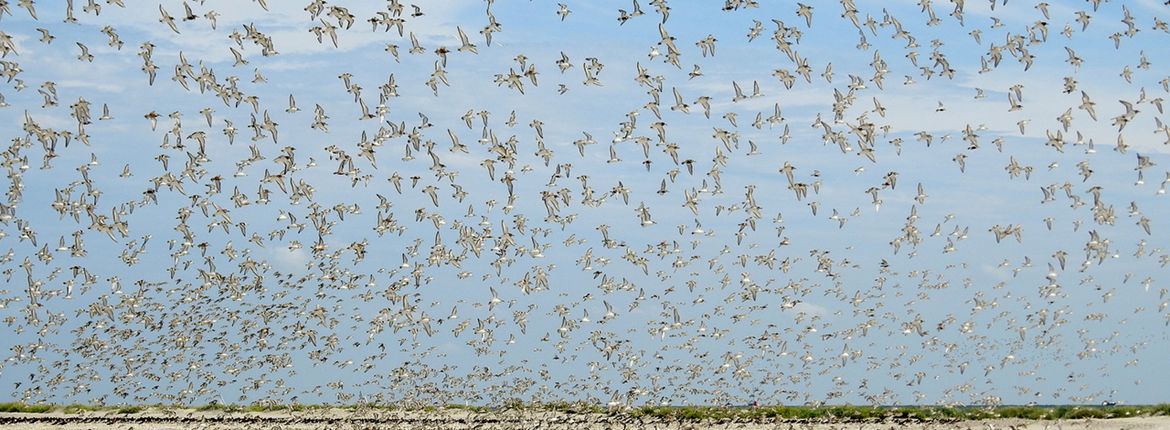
[0,401,1167,422]
[444,403,493,413]
[535,401,605,415]
[0,402,52,413]
[194,403,326,413]
[194,403,239,412]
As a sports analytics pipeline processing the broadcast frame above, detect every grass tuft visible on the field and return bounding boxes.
[0,403,53,413]
[114,406,143,414]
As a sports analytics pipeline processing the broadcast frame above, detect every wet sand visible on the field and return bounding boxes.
[1,410,1168,429]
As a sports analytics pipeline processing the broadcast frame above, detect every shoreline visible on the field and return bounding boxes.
[1,409,1169,430]
[6,402,1170,420]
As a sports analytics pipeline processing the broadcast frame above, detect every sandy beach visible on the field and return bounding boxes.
[1,410,1168,430]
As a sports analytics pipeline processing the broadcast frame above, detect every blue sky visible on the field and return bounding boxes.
[0,0,1168,407]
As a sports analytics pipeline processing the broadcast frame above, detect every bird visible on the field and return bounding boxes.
[35,28,53,44]
[556,3,571,21]
[158,4,180,34]
[456,27,477,54]
[285,94,299,113]
[796,3,814,27]
[75,42,93,62]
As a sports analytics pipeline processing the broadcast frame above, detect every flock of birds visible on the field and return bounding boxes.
[0,0,1168,411]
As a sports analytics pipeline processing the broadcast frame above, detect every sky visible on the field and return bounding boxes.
[0,0,1168,407]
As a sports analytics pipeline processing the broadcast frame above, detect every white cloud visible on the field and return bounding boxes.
[269,246,309,272]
